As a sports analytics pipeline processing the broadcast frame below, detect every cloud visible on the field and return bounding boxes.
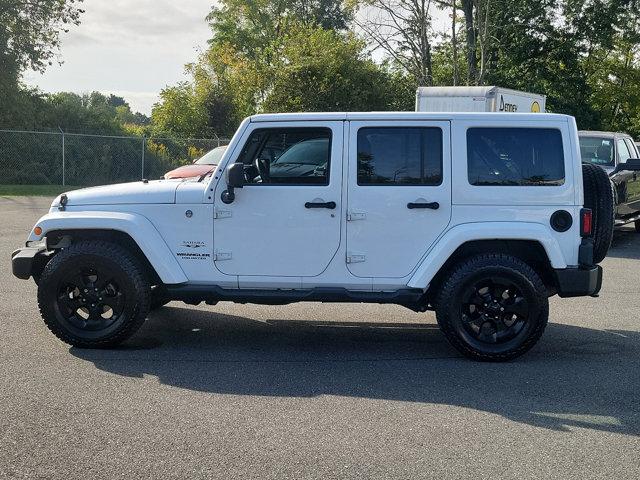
[24,0,214,116]
[63,0,213,47]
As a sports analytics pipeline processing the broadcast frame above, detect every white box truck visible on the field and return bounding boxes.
[416,86,546,113]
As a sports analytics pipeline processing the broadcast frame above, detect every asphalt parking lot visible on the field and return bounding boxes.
[1,196,639,479]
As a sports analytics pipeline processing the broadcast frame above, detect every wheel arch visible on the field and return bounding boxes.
[408,222,566,294]
[28,212,188,284]
[46,229,163,285]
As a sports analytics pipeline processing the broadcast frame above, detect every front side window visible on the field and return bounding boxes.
[357,127,443,185]
[236,128,331,185]
[468,128,565,186]
[579,136,614,166]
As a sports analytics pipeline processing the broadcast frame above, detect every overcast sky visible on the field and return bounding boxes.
[23,0,214,115]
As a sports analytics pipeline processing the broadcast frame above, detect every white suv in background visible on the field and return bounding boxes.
[13,112,620,361]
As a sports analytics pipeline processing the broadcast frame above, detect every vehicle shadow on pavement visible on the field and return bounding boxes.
[608,227,640,259]
[70,307,640,437]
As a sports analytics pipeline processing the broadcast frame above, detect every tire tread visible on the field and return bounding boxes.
[582,163,614,263]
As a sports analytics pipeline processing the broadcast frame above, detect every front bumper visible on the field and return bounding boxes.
[554,265,603,298]
[11,245,48,280]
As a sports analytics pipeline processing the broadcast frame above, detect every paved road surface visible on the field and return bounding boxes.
[1,196,639,479]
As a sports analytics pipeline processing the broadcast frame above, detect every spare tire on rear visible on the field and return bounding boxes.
[582,163,614,263]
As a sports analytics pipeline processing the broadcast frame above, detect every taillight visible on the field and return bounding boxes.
[580,208,593,237]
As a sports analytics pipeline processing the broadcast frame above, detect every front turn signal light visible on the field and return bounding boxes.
[33,226,43,236]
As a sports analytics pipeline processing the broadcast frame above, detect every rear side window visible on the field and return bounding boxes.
[467,128,565,186]
[617,138,632,163]
[357,127,442,185]
[624,138,639,159]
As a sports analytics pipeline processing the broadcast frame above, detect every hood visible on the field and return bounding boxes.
[269,163,320,178]
[164,164,216,179]
[52,180,181,207]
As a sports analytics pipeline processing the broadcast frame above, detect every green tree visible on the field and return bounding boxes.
[151,83,207,138]
[262,25,402,112]
[0,0,84,127]
[207,0,351,59]
[0,0,84,75]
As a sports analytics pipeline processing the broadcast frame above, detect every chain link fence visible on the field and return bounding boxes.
[0,129,230,187]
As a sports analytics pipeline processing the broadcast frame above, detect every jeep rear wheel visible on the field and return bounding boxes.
[37,241,150,348]
[435,254,548,361]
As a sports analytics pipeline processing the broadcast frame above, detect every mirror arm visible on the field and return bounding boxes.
[221,186,235,204]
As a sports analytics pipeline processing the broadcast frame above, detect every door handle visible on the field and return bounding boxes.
[407,201,439,210]
[305,201,336,209]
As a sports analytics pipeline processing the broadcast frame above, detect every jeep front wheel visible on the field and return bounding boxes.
[435,254,549,361]
[37,241,150,348]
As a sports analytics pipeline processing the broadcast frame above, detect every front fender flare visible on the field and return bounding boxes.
[28,211,188,284]
[407,222,566,289]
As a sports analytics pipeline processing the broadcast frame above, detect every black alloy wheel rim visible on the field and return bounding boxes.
[56,266,125,332]
[460,276,529,345]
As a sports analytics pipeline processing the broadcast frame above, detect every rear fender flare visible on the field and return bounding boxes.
[407,222,566,289]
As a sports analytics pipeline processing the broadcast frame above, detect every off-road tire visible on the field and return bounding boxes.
[37,240,150,348]
[435,254,549,362]
[582,163,614,263]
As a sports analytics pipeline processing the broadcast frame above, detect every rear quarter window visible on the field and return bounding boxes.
[467,128,565,186]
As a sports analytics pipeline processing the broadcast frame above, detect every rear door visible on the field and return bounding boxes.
[345,121,451,278]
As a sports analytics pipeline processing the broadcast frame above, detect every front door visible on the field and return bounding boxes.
[346,121,452,278]
[213,121,343,279]
[613,137,640,217]
[623,138,640,214]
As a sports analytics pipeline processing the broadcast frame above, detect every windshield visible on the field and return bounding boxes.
[272,138,329,166]
[579,137,614,166]
[195,146,227,165]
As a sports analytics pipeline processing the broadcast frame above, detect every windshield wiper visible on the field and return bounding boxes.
[198,171,214,182]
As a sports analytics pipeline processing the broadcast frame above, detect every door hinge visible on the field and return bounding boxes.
[346,253,366,264]
[214,209,232,219]
[214,251,232,261]
[347,211,366,221]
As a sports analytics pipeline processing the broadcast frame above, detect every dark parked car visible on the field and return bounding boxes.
[579,131,640,231]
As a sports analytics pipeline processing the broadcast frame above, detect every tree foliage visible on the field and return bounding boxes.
[3,0,640,141]
[152,0,405,137]
[0,0,84,87]
[263,25,403,111]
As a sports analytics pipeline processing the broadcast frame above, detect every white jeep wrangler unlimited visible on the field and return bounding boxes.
[12,112,613,361]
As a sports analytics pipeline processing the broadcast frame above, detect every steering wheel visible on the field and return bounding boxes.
[254,156,270,182]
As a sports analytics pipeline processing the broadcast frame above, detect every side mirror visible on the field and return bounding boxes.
[226,162,245,188]
[614,158,640,173]
[221,162,244,204]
